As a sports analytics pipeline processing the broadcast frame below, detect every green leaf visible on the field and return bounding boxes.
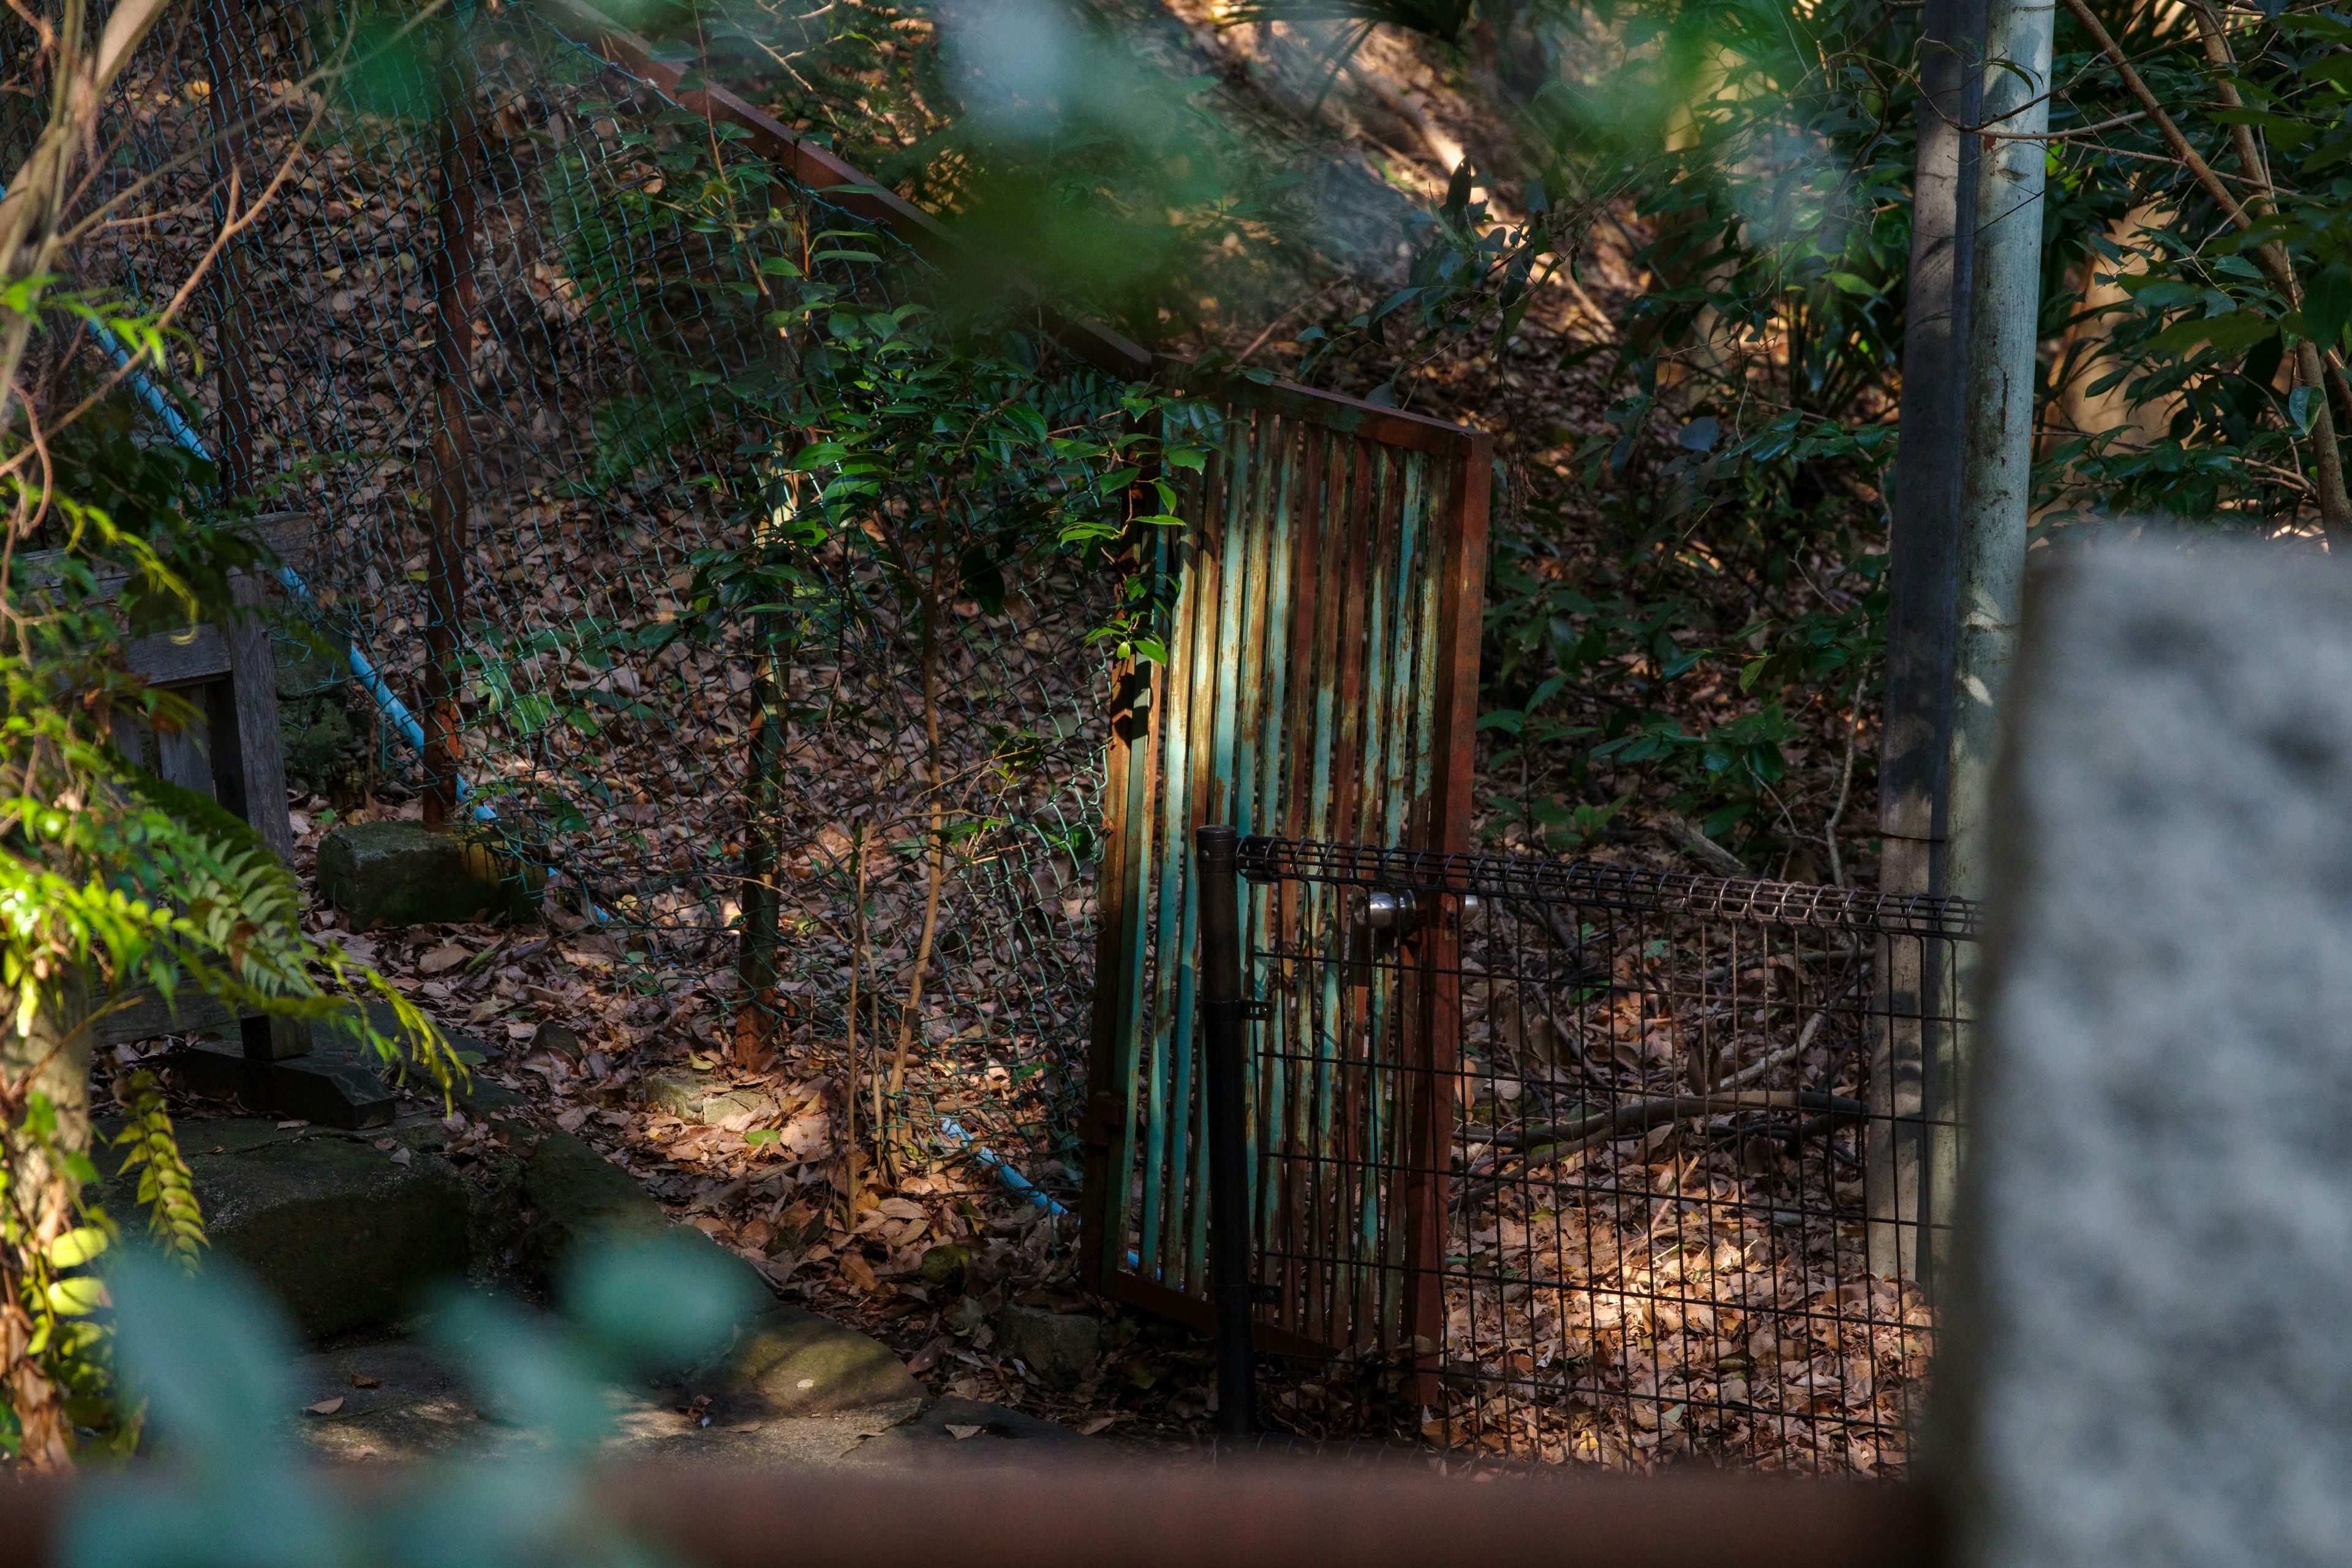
[2144,311,2278,356]
[2308,263,2352,352]
[46,1278,110,1316]
[46,1227,109,1268]
[743,1128,782,1148]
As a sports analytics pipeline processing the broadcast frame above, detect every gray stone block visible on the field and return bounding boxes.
[167,1033,398,1129]
[994,1303,1100,1387]
[317,820,527,928]
[1948,537,2352,1568]
[516,1130,770,1308]
[104,1121,469,1341]
[519,1129,670,1268]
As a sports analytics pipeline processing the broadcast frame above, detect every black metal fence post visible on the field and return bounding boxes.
[1195,824,1256,1437]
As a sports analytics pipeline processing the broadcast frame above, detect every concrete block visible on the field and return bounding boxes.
[105,1121,469,1342]
[1948,538,2352,1568]
[317,820,530,928]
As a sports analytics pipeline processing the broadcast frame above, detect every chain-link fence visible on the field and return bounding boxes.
[59,0,1163,1212]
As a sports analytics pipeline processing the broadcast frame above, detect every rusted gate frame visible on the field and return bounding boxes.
[1077,390,1490,1363]
[524,0,1496,1346]
[1232,841,1981,941]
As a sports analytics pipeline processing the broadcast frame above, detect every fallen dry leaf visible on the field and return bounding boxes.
[943,1423,982,1441]
[840,1252,879,1294]
[418,944,472,975]
[350,1373,382,1389]
[304,1397,345,1416]
[1077,1415,1117,1436]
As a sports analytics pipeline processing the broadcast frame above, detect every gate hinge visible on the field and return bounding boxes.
[1077,1094,1124,1146]
[1204,997,1273,1025]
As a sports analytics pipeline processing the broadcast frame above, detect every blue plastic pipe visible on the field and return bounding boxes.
[940,1117,1072,1219]
[941,1117,1137,1267]
[84,308,494,821]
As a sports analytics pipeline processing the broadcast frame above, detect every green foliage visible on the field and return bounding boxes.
[110,1074,202,1267]
[2026,5,2352,528]
[0,334,461,1459]
[76,1236,745,1568]
[526,109,1212,672]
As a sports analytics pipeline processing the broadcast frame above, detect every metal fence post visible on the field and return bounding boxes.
[421,40,480,827]
[201,0,257,499]
[1195,824,1255,1437]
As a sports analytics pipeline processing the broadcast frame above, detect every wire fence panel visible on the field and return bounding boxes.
[1081,393,1490,1339]
[64,1,1497,1262]
[1227,837,1973,1472]
[62,0,1158,1205]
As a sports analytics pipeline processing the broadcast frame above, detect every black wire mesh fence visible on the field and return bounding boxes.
[1216,836,1974,1472]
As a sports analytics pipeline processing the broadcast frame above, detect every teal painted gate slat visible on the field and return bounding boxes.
[1080,378,1489,1359]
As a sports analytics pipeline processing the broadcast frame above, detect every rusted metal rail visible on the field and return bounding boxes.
[0,1468,1942,1568]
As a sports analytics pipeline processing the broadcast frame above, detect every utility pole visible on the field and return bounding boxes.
[1947,0,2054,902]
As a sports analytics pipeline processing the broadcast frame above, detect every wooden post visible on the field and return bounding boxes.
[421,42,480,827]
[1877,0,1983,908]
[200,0,305,1063]
[730,468,799,1058]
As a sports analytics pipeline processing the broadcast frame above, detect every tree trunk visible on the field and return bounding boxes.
[0,978,91,1469]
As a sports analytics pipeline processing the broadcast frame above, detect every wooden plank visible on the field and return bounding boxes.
[123,625,232,685]
[17,511,314,605]
[224,568,295,864]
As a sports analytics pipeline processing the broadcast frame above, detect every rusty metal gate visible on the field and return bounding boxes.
[1077,386,1491,1349]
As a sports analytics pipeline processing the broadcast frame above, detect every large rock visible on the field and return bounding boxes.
[699,1307,925,1419]
[1948,538,2352,1568]
[317,820,529,928]
[104,1120,468,1341]
[644,1069,776,1127]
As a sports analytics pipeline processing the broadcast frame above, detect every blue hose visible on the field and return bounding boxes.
[86,307,495,822]
[940,1117,1136,1268]
[940,1117,1072,1219]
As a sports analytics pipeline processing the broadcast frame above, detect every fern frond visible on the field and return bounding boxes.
[109,1071,203,1268]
